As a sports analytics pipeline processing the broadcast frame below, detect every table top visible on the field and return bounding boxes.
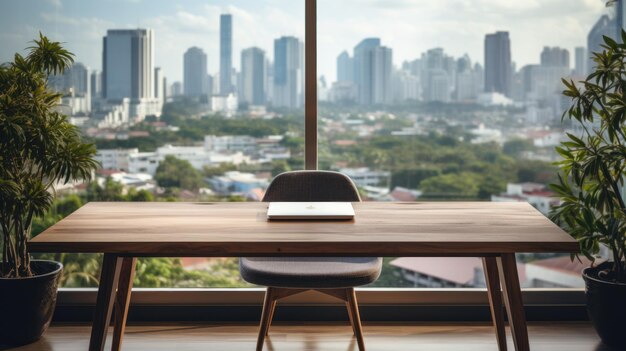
[28,202,579,256]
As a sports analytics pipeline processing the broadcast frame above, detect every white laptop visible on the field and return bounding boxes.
[267,202,355,220]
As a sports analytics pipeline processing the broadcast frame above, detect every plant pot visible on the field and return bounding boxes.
[582,261,626,349]
[0,260,63,347]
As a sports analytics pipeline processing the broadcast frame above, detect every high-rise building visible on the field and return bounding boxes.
[50,62,90,95]
[49,62,92,114]
[422,48,451,102]
[353,38,392,105]
[183,47,208,97]
[617,0,626,35]
[540,46,570,68]
[353,38,380,104]
[337,51,353,82]
[273,36,304,109]
[170,81,182,97]
[154,67,166,102]
[587,15,617,73]
[102,29,154,100]
[484,31,512,97]
[90,71,102,99]
[220,14,233,95]
[240,47,266,106]
[574,47,586,76]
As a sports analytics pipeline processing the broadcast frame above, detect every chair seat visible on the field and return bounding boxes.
[240,257,383,289]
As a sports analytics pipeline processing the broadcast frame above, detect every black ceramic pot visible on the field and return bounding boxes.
[582,261,626,349]
[0,260,63,347]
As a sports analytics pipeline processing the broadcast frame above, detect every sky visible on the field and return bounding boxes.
[0,0,612,84]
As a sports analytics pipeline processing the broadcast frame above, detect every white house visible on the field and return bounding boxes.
[491,182,560,215]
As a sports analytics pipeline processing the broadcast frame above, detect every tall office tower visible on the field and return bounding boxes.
[273,36,304,109]
[102,29,154,100]
[353,38,392,105]
[90,71,102,99]
[422,48,451,102]
[170,82,182,97]
[337,51,353,82]
[587,15,617,73]
[455,54,476,101]
[154,67,166,102]
[618,0,626,35]
[220,14,233,95]
[540,47,570,68]
[240,47,266,106]
[50,62,90,95]
[484,31,512,97]
[183,47,208,97]
[574,47,586,76]
[49,62,92,114]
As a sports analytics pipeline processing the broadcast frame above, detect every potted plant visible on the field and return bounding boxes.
[0,34,98,346]
[550,32,626,348]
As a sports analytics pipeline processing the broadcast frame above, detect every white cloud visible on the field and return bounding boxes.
[46,0,62,8]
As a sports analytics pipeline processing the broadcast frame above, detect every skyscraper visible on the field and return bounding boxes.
[90,71,102,99]
[618,0,626,35]
[540,47,570,68]
[273,36,304,109]
[422,48,451,102]
[587,15,617,73]
[220,14,233,95]
[240,47,266,106]
[574,47,586,76]
[102,29,154,101]
[353,38,393,105]
[154,67,166,102]
[50,62,90,96]
[337,51,353,82]
[484,31,512,97]
[49,62,92,114]
[353,38,380,104]
[183,47,208,97]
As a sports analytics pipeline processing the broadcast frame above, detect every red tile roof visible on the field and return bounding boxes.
[391,257,527,285]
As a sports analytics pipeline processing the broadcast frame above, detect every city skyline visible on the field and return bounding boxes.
[0,0,610,83]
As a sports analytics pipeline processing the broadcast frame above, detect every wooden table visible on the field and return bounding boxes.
[29,202,578,351]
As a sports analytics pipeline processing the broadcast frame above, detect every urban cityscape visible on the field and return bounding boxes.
[3,0,623,290]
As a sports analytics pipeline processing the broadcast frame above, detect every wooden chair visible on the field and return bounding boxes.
[239,171,382,351]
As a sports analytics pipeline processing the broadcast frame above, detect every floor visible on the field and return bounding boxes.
[6,322,617,351]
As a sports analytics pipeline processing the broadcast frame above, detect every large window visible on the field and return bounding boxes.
[0,0,614,291]
[315,0,611,289]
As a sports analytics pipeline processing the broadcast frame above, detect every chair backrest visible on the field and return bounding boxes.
[262,170,361,202]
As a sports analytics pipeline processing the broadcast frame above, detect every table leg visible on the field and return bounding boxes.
[497,253,529,351]
[482,257,507,351]
[89,254,123,351]
[112,257,137,351]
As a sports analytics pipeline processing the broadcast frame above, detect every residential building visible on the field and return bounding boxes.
[391,257,532,288]
[339,167,390,188]
[491,182,560,215]
[95,148,139,171]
